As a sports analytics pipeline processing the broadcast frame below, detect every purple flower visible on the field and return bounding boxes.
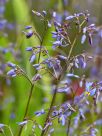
[0,123,5,128]
[26,31,33,38]
[67,73,80,78]
[34,109,45,116]
[32,73,42,82]
[74,56,86,69]
[18,120,28,126]
[88,34,93,45]
[7,62,16,68]
[7,69,16,77]
[26,47,33,51]
[52,12,56,18]
[57,55,67,60]
[65,15,74,20]
[59,114,66,126]
[48,21,51,27]
[22,31,34,39]
[33,64,42,70]
[42,10,47,16]
[25,26,32,29]
[29,54,36,63]
[85,82,97,96]
[52,40,62,49]
[81,34,86,44]
[32,10,41,17]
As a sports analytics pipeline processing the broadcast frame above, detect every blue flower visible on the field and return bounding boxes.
[85,82,97,96]
[67,73,80,78]
[7,69,16,77]
[0,123,5,128]
[25,26,32,29]
[26,31,33,39]
[18,120,28,126]
[26,47,33,51]
[29,54,36,63]
[7,62,16,68]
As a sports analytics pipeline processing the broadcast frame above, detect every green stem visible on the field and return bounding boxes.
[4,125,14,136]
[41,83,58,136]
[67,36,77,61]
[18,84,34,136]
[67,116,71,136]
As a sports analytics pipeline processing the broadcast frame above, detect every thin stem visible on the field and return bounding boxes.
[1,129,7,136]
[23,84,34,118]
[22,73,32,85]
[38,19,47,63]
[67,116,71,136]
[41,83,58,136]
[67,36,77,61]
[4,125,14,136]
[17,19,46,136]
[18,84,34,136]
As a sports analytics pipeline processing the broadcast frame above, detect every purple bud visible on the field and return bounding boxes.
[59,114,66,126]
[18,120,27,126]
[7,62,16,68]
[25,26,32,29]
[33,64,42,70]
[29,54,36,63]
[52,12,56,18]
[65,15,74,20]
[0,123,5,128]
[88,34,92,45]
[48,21,51,27]
[52,40,62,49]
[32,73,42,82]
[81,34,86,44]
[26,47,33,51]
[57,55,67,60]
[26,31,33,39]
[42,10,47,16]
[7,69,16,77]
[32,10,41,16]
[54,21,61,27]
[67,73,80,78]
[34,109,45,116]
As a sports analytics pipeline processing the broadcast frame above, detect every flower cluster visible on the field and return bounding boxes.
[4,10,102,136]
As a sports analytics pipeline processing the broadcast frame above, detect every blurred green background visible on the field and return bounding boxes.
[0,0,102,136]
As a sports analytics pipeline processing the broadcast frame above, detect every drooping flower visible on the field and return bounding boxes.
[26,47,33,51]
[18,120,28,126]
[7,69,16,77]
[25,26,32,29]
[34,109,45,116]
[29,54,36,63]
